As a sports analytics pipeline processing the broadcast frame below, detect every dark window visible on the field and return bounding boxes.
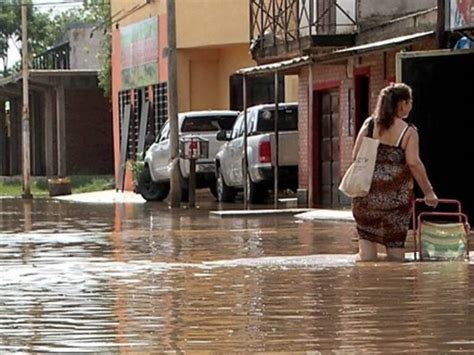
[256,107,298,132]
[181,115,238,133]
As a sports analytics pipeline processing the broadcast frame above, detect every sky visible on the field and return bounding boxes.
[1,0,82,71]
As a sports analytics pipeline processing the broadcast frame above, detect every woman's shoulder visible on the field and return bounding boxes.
[406,122,418,134]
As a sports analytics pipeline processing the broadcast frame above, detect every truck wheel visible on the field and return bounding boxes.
[181,187,189,202]
[138,166,169,201]
[247,174,267,204]
[217,168,235,202]
[209,183,218,200]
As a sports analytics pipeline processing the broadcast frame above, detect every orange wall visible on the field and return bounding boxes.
[110,1,253,188]
[177,44,254,111]
[176,0,249,48]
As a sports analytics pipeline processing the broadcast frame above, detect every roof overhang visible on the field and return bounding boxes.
[0,69,99,86]
[316,31,435,63]
[236,55,313,76]
[0,70,100,98]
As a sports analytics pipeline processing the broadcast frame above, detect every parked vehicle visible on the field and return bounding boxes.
[138,110,239,201]
[215,103,298,203]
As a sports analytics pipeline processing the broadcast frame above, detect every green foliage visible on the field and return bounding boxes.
[1,0,111,80]
[128,154,145,186]
[0,176,115,197]
[90,0,112,97]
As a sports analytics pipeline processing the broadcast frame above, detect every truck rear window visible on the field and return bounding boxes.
[182,115,238,132]
[257,107,298,132]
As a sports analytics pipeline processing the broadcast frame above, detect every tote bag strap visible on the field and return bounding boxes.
[367,117,375,138]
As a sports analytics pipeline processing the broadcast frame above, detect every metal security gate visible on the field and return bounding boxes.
[319,90,340,207]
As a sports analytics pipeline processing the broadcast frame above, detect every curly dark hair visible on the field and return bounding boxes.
[373,83,412,131]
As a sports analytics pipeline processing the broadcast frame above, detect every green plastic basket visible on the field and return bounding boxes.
[420,221,468,261]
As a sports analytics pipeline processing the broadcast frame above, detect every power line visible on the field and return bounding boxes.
[0,1,107,7]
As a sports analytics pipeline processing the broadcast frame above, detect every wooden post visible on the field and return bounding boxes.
[307,63,313,207]
[21,0,32,199]
[0,101,6,175]
[436,0,446,49]
[188,158,196,208]
[273,71,279,209]
[55,82,66,177]
[44,89,54,176]
[243,74,249,209]
[167,0,181,207]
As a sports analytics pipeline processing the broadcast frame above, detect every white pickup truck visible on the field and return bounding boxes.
[138,110,239,201]
[215,103,298,203]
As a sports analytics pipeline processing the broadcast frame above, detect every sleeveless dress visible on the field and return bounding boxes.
[352,119,414,248]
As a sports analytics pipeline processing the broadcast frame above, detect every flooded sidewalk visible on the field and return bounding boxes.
[0,197,473,353]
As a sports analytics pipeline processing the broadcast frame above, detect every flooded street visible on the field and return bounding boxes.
[1,197,473,353]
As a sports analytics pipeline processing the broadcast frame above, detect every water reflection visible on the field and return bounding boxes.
[0,198,472,352]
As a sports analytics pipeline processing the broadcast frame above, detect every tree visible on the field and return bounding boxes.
[0,0,21,74]
[0,0,110,81]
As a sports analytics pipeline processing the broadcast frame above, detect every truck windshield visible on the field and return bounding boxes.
[182,115,237,132]
[257,107,298,132]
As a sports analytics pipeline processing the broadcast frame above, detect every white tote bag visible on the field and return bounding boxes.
[338,136,379,198]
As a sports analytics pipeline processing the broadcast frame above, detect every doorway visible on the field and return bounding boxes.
[314,89,340,207]
[354,68,370,134]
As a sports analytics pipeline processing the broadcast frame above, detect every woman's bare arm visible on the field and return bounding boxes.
[404,128,438,207]
[352,119,371,161]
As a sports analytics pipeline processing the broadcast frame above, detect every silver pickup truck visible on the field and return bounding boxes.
[215,103,298,203]
[138,110,239,201]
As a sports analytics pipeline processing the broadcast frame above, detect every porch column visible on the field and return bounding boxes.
[55,82,66,177]
[0,100,6,175]
[10,99,21,175]
[44,89,55,176]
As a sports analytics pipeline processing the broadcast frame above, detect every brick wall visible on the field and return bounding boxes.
[65,90,114,174]
[298,66,309,188]
[298,38,436,205]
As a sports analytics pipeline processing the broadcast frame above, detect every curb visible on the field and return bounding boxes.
[210,208,313,217]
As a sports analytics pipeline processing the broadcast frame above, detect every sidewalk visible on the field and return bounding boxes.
[210,207,354,222]
[294,209,354,222]
[54,189,146,204]
[53,189,354,223]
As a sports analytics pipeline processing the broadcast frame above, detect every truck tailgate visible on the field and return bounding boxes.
[269,131,299,166]
[180,131,222,161]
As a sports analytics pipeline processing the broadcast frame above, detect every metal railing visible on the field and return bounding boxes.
[32,42,70,70]
[250,0,357,55]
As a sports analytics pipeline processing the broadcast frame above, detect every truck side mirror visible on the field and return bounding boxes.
[145,132,155,146]
[216,130,230,141]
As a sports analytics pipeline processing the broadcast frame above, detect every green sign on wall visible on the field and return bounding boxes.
[121,17,159,90]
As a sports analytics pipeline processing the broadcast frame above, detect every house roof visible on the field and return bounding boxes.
[316,31,435,62]
[236,56,313,76]
[0,70,100,98]
[235,30,434,76]
[0,69,99,86]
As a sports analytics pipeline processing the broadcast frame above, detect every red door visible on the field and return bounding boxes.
[317,90,340,207]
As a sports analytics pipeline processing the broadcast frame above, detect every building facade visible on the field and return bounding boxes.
[0,24,113,177]
[111,0,266,190]
[249,0,441,208]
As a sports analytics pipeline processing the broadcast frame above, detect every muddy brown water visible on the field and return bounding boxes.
[0,198,473,353]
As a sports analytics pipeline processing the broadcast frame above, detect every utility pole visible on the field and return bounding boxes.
[436,0,446,49]
[167,0,181,207]
[21,0,32,199]
[242,74,248,210]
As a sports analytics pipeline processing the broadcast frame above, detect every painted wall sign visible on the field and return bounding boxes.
[449,0,474,30]
[121,17,159,90]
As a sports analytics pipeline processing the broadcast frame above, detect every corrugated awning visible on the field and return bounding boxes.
[317,31,435,62]
[236,55,312,76]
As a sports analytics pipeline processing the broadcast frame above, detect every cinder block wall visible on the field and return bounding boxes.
[65,90,114,175]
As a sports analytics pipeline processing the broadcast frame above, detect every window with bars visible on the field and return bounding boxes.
[118,84,168,162]
[152,83,168,137]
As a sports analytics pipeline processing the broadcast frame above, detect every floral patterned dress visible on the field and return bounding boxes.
[352,120,414,248]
